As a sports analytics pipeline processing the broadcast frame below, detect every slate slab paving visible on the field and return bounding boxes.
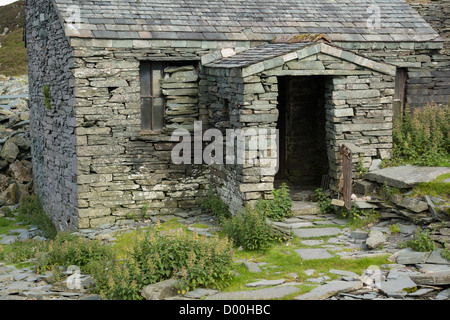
[304,269,315,276]
[242,262,262,273]
[435,288,450,300]
[301,240,324,246]
[292,227,342,238]
[379,276,417,297]
[295,249,334,260]
[0,236,17,245]
[396,248,431,264]
[272,221,314,229]
[387,267,421,280]
[205,285,300,300]
[426,249,450,265]
[184,288,219,299]
[246,279,286,287]
[329,269,360,279]
[2,281,32,295]
[331,219,348,225]
[416,264,450,274]
[294,281,363,300]
[313,220,336,226]
[407,288,435,297]
[365,165,450,188]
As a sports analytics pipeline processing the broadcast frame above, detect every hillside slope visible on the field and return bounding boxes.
[0,0,24,37]
[0,0,26,76]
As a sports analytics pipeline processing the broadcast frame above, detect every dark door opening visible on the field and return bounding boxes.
[276,76,329,190]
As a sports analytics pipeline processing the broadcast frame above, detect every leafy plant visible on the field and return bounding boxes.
[357,155,368,178]
[35,233,115,274]
[141,202,150,219]
[390,224,401,234]
[91,225,234,300]
[392,104,450,167]
[221,206,285,251]
[3,239,45,264]
[378,183,400,202]
[441,242,450,261]
[315,188,333,214]
[256,183,293,221]
[43,85,51,110]
[15,195,57,239]
[202,188,231,223]
[411,173,450,200]
[402,228,436,252]
[340,207,380,229]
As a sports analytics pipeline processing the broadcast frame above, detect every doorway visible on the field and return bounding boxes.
[276,76,329,190]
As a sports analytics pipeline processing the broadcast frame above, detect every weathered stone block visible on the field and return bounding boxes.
[132,191,165,201]
[1,141,19,163]
[332,89,380,100]
[78,207,111,219]
[239,113,279,123]
[89,216,116,228]
[354,180,375,195]
[77,145,125,157]
[243,83,266,94]
[76,127,111,135]
[330,108,354,118]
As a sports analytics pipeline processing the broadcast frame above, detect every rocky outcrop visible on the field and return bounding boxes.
[0,75,32,213]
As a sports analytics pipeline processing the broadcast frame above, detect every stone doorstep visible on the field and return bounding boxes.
[291,201,322,216]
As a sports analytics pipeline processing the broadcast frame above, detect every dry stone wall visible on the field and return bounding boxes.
[25,0,78,231]
[406,0,450,106]
[336,41,448,107]
[71,39,254,228]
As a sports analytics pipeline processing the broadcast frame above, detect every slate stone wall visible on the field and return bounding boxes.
[70,39,255,228]
[406,0,450,106]
[25,0,78,231]
[339,41,449,108]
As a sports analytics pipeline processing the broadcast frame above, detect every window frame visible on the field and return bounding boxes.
[393,68,407,123]
[139,61,166,135]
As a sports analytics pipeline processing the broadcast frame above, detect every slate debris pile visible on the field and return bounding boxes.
[349,165,450,248]
[0,75,32,213]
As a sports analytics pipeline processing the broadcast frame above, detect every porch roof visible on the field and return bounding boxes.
[204,42,397,76]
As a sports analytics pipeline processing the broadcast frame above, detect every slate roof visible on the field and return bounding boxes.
[54,0,441,42]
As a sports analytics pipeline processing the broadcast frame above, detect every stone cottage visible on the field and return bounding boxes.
[24,0,448,230]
